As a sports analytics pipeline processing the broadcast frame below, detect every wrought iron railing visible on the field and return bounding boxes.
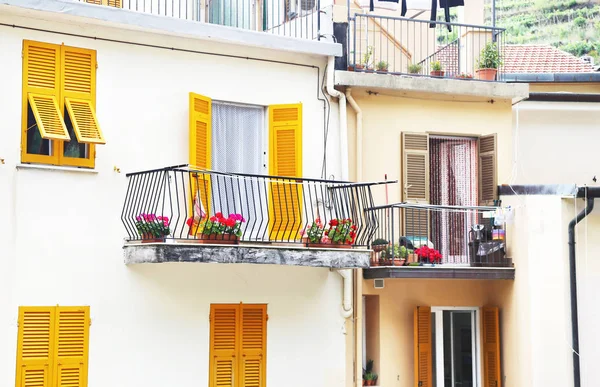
[348,14,506,81]
[78,0,322,40]
[365,203,511,267]
[122,165,390,246]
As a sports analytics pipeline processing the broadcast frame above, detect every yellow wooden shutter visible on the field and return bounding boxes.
[478,134,497,205]
[53,307,90,387]
[62,46,104,145]
[268,104,302,240]
[15,306,56,387]
[482,307,501,387]
[240,305,267,387]
[23,41,70,142]
[413,306,432,387]
[402,133,429,240]
[210,305,239,387]
[189,93,212,217]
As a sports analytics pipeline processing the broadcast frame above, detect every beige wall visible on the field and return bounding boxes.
[530,83,600,94]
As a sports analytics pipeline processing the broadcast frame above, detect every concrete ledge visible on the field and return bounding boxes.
[124,243,370,268]
[1,0,342,57]
[364,266,515,280]
[335,71,529,103]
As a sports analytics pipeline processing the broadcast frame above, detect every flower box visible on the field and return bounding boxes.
[193,234,239,245]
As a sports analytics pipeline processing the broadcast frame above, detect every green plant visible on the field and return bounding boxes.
[325,218,357,245]
[135,213,170,237]
[408,63,422,74]
[376,60,389,71]
[364,373,374,381]
[381,244,400,259]
[574,16,587,28]
[399,245,413,259]
[372,238,388,246]
[431,61,443,71]
[300,217,324,243]
[366,359,374,373]
[477,42,502,70]
[362,46,373,68]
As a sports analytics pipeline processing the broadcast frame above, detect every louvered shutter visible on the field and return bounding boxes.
[62,46,104,145]
[413,306,432,387]
[482,307,501,387]
[240,305,266,387]
[85,0,122,6]
[53,307,90,387]
[210,305,239,387]
[402,133,429,241]
[268,104,302,241]
[189,93,212,217]
[15,307,56,387]
[478,134,497,205]
[23,41,70,141]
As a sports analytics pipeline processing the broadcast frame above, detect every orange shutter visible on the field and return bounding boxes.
[240,305,267,387]
[53,307,90,387]
[268,104,302,241]
[15,307,56,387]
[209,305,239,387]
[478,135,497,205]
[482,307,501,387]
[189,92,212,218]
[413,306,432,387]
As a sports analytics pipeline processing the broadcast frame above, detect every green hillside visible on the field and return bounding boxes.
[485,0,600,62]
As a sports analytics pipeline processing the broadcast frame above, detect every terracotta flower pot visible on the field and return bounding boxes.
[393,258,407,266]
[348,65,355,71]
[430,70,445,77]
[141,233,165,243]
[372,244,386,253]
[195,234,239,245]
[307,242,348,249]
[476,68,497,81]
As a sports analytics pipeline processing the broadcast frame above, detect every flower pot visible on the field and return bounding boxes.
[355,64,365,71]
[365,380,374,386]
[141,233,165,243]
[372,244,386,253]
[307,242,349,249]
[348,65,355,71]
[370,252,380,266]
[379,258,392,266]
[393,258,407,266]
[376,69,388,74]
[430,70,445,77]
[407,253,417,263]
[194,234,239,245]
[476,68,497,81]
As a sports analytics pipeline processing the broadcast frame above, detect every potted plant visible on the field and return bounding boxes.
[375,60,389,73]
[414,245,442,264]
[363,360,377,385]
[455,72,473,79]
[399,245,413,265]
[408,63,422,74]
[380,244,402,266]
[135,213,170,243]
[371,238,388,252]
[186,212,245,244]
[301,218,357,248]
[476,42,502,81]
[300,217,324,245]
[360,46,373,71]
[348,51,355,71]
[430,61,444,77]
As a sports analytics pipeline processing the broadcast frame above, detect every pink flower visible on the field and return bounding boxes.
[322,236,331,244]
[299,229,306,236]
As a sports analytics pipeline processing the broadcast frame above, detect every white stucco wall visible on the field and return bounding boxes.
[0,11,347,387]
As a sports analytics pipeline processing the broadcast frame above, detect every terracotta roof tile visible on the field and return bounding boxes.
[502,44,594,73]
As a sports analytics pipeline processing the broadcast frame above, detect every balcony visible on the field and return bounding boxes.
[121,165,389,268]
[347,15,506,81]
[76,0,323,40]
[364,203,514,279]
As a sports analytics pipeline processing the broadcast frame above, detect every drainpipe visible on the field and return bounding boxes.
[337,269,353,318]
[345,88,363,181]
[326,56,348,180]
[568,186,600,387]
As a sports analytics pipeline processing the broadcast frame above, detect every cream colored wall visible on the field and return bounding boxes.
[530,83,600,94]
[362,278,513,387]
[347,92,513,202]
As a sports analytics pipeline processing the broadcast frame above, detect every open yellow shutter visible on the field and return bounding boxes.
[413,306,432,387]
[15,306,56,387]
[210,305,239,387]
[482,307,501,387]
[53,307,90,387]
[23,41,70,141]
[62,46,104,145]
[240,305,267,387]
[268,104,302,240]
[189,93,212,217]
[402,133,429,241]
[478,134,497,205]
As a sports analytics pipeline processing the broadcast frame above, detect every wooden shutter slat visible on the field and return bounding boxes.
[268,104,302,241]
[65,98,105,144]
[413,306,432,387]
[478,134,497,205]
[24,41,60,94]
[54,307,90,387]
[402,133,429,241]
[16,307,56,387]
[28,94,70,141]
[210,305,239,387]
[241,305,266,387]
[189,93,212,217]
[482,307,501,387]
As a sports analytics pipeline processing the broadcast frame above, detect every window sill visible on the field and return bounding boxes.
[16,164,99,174]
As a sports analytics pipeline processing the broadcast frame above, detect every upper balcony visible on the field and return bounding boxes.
[122,165,391,268]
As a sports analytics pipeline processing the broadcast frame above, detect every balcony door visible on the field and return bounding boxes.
[208,0,253,29]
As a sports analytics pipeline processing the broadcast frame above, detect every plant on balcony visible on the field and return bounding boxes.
[186,212,245,244]
[408,63,422,74]
[430,61,445,77]
[455,73,473,79]
[376,60,389,72]
[360,46,373,70]
[325,218,357,245]
[371,238,388,252]
[476,42,502,81]
[363,360,378,386]
[135,213,170,242]
[300,217,325,244]
[414,245,442,264]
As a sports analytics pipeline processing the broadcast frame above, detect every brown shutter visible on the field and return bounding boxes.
[413,306,432,387]
[478,134,497,205]
[482,307,501,387]
[402,133,429,240]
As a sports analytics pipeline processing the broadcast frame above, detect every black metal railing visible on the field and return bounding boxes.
[365,203,511,267]
[348,14,506,81]
[121,165,390,246]
[78,0,321,40]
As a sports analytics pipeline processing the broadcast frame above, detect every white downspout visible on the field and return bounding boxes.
[337,269,353,318]
[345,88,363,181]
[326,56,348,180]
